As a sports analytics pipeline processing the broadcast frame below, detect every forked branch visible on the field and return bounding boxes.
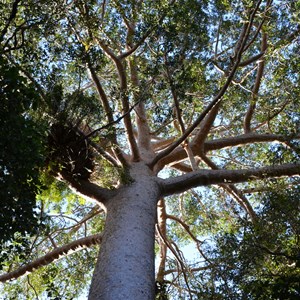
[149,1,263,169]
[96,37,140,161]
[155,133,300,171]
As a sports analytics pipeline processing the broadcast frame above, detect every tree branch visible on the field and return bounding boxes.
[128,53,152,156]
[149,1,263,169]
[0,0,21,44]
[156,133,300,171]
[152,137,176,151]
[199,154,257,221]
[165,54,198,170]
[243,0,272,52]
[160,163,300,197]
[156,199,168,283]
[244,32,267,133]
[164,265,212,276]
[167,214,202,245]
[0,234,102,283]
[86,59,114,123]
[156,222,193,297]
[239,51,265,67]
[96,37,140,161]
[118,0,176,59]
[169,162,193,173]
[192,102,220,148]
[59,170,117,206]
[203,133,300,152]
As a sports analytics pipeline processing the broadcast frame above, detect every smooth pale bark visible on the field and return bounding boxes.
[88,164,161,300]
[161,163,300,196]
[157,133,300,170]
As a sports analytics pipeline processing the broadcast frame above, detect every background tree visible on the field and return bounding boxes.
[0,0,299,299]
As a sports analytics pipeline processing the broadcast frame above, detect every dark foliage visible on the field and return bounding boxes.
[0,55,45,244]
[47,123,95,180]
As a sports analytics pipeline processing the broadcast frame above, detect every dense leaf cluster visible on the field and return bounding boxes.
[0,0,299,298]
[0,56,45,245]
[201,187,300,299]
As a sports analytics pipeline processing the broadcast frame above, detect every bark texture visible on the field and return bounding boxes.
[88,163,161,300]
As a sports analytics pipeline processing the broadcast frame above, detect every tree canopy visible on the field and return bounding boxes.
[0,0,300,299]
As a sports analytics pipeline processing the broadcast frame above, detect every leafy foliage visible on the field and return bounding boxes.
[0,0,300,298]
[206,187,300,299]
[0,55,45,245]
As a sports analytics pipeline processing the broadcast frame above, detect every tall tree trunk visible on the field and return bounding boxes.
[88,171,160,299]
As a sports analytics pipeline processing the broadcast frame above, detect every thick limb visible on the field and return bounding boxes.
[200,154,257,221]
[59,170,116,206]
[160,163,300,197]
